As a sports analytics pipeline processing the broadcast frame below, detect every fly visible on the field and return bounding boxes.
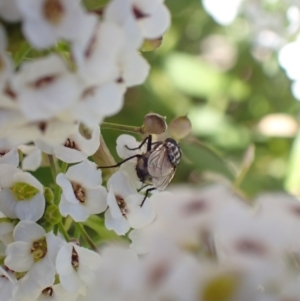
[97,135,181,206]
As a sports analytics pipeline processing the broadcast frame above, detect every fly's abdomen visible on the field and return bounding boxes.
[136,155,152,184]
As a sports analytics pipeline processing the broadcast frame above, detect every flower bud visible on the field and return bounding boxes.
[142,113,167,135]
[169,115,192,140]
[140,37,163,52]
[44,204,61,225]
[44,187,54,204]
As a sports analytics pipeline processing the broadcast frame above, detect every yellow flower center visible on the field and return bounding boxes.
[43,0,64,25]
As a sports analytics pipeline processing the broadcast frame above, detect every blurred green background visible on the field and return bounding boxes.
[103,0,300,198]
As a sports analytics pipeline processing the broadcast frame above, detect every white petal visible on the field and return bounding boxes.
[46,232,64,265]
[0,164,19,187]
[108,171,137,198]
[65,160,102,187]
[122,51,150,87]
[104,209,130,235]
[138,4,171,38]
[0,148,19,166]
[126,194,155,228]
[56,243,81,292]
[54,145,87,164]
[0,189,18,219]
[21,148,42,171]
[116,134,141,158]
[85,186,107,214]
[59,195,89,222]
[56,173,78,204]
[14,220,45,242]
[5,241,33,272]
[106,189,122,219]
[15,192,45,222]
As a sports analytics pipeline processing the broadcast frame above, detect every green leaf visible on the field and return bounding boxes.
[181,141,235,181]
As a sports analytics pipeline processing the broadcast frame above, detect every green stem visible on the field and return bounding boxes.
[101,122,143,134]
[48,155,57,183]
[58,221,70,242]
[75,222,98,251]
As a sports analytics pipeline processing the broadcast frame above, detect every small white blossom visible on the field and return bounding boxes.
[0,211,14,244]
[35,124,100,164]
[72,20,125,86]
[72,81,125,128]
[11,54,82,122]
[105,0,171,48]
[5,221,62,300]
[56,242,102,293]
[16,0,89,49]
[105,171,155,235]
[0,164,45,221]
[56,160,107,222]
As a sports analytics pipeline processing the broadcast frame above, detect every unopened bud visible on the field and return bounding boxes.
[140,37,163,52]
[44,187,54,204]
[142,113,167,135]
[169,115,192,140]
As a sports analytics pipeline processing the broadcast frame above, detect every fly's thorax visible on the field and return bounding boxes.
[165,138,181,166]
[136,152,152,183]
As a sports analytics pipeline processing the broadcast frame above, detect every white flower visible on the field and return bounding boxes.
[117,48,150,88]
[16,0,89,49]
[11,54,81,122]
[56,160,107,222]
[72,20,125,86]
[116,134,146,189]
[71,81,125,128]
[105,171,155,235]
[2,117,78,146]
[0,164,45,221]
[5,221,62,300]
[0,0,20,22]
[35,123,100,164]
[105,0,171,48]
[56,242,102,293]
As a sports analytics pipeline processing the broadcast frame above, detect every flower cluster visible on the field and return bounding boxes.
[1,0,300,301]
[0,0,170,166]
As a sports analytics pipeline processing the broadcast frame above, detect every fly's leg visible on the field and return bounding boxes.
[125,135,152,151]
[140,187,156,207]
[137,184,150,192]
[97,154,141,169]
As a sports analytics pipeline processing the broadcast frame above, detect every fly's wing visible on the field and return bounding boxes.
[148,146,176,190]
[152,168,176,190]
[148,145,173,177]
